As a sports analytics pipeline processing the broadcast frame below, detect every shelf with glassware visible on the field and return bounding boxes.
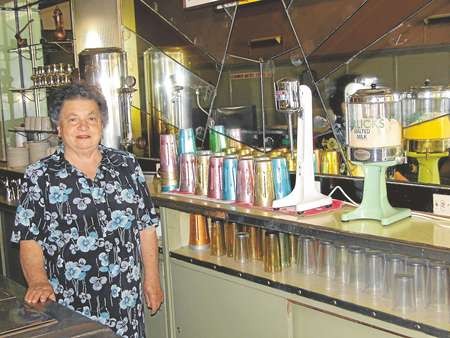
[9,63,76,97]
[158,205,450,338]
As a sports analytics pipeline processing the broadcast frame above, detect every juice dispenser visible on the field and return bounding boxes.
[341,84,410,225]
[402,82,450,185]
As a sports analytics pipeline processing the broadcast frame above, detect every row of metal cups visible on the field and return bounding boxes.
[160,134,292,207]
[189,216,449,315]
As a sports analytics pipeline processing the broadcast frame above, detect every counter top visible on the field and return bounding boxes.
[0,276,118,337]
[151,187,450,261]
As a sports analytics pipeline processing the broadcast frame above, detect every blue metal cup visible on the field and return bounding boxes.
[178,128,197,154]
[271,157,292,200]
[223,155,238,201]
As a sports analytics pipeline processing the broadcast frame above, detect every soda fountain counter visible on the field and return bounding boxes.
[150,184,450,338]
[0,276,119,337]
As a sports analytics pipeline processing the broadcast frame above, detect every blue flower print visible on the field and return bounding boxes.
[98,252,109,267]
[106,210,128,232]
[81,306,91,317]
[78,177,91,194]
[70,227,79,240]
[99,311,110,325]
[28,184,41,201]
[104,240,113,252]
[89,276,107,291]
[92,187,106,203]
[64,261,82,281]
[30,223,39,236]
[64,214,78,225]
[77,234,97,252]
[120,189,136,204]
[56,168,69,179]
[111,284,121,298]
[119,289,138,309]
[73,197,91,210]
[79,292,92,303]
[10,231,21,243]
[116,318,128,336]
[48,184,72,204]
[108,264,120,278]
[105,183,115,194]
[15,206,34,227]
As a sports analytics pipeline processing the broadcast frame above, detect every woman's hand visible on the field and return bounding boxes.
[25,281,56,304]
[143,278,164,315]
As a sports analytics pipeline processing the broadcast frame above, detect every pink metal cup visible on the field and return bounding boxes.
[179,153,196,193]
[208,154,224,199]
[236,156,255,204]
[160,134,178,192]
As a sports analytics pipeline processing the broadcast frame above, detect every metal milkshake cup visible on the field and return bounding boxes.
[195,150,211,196]
[189,214,210,250]
[226,128,243,149]
[236,156,255,204]
[222,155,238,201]
[207,154,224,199]
[160,134,178,192]
[271,157,292,200]
[209,125,228,152]
[179,152,196,193]
[178,127,197,154]
[254,157,275,208]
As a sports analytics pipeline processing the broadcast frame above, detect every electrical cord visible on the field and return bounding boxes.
[327,185,450,223]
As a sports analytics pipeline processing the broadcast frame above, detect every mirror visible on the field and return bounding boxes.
[130,0,450,187]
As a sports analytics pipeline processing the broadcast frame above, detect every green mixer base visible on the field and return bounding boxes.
[407,151,448,185]
[341,161,411,226]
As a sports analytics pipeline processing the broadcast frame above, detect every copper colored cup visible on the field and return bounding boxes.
[224,222,238,257]
[189,214,209,250]
[246,226,263,261]
[210,220,226,256]
[264,231,282,273]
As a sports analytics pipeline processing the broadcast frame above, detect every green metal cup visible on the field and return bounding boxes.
[209,125,228,152]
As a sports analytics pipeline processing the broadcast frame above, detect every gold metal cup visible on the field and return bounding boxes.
[279,232,291,268]
[264,231,282,273]
[224,222,239,257]
[210,220,226,256]
[321,150,340,175]
[313,149,322,173]
[254,157,275,208]
[238,147,253,157]
[289,234,298,265]
[224,147,238,155]
[195,151,211,196]
[246,226,263,260]
[285,151,296,172]
[189,214,210,250]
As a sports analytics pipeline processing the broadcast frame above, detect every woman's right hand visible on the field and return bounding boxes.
[25,282,56,304]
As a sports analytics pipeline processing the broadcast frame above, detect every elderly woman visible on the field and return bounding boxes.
[12,82,163,338]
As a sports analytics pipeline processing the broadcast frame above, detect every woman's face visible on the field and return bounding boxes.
[57,98,103,153]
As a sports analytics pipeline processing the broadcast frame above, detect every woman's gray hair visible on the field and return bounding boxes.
[49,82,108,127]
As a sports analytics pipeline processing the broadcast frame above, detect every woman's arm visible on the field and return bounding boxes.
[140,227,164,314]
[20,240,55,304]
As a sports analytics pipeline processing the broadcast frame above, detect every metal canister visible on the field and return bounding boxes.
[179,153,196,193]
[209,125,228,152]
[222,155,238,201]
[160,134,178,192]
[178,127,197,154]
[195,150,211,196]
[236,156,255,204]
[254,157,275,208]
[313,149,322,173]
[271,157,291,200]
[321,150,340,175]
[207,154,224,199]
[239,147,253,157]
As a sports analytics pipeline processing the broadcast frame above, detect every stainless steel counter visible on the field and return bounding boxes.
[0,276,119,337]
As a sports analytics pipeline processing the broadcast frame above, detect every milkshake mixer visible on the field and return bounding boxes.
[272,81,332,212]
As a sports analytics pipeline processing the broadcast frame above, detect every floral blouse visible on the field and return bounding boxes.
[12,145,159,338]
